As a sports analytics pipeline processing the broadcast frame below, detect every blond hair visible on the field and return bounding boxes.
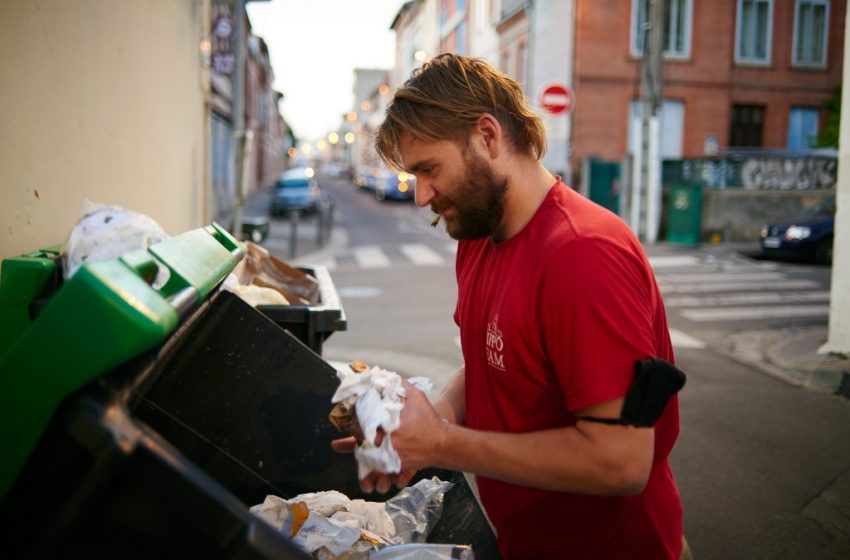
[376,54,546,170]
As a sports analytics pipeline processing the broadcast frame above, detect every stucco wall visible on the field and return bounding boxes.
[0,0,208,258]
[699,188,835,241]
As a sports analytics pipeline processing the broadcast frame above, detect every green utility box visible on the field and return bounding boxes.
[667,183,703,245]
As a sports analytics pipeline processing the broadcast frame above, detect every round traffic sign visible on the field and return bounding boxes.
[539,83,574,115]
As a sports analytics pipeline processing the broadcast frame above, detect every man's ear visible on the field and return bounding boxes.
[473,113,502,159]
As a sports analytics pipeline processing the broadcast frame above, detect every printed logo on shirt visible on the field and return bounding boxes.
[486,315,506,371]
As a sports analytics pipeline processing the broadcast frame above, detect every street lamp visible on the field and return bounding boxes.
[328,132,339,144]
[344,132,355,144]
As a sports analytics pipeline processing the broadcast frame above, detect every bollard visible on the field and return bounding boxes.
[288,209,300,258]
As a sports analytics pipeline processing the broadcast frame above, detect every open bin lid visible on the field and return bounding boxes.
[0,223,243,498]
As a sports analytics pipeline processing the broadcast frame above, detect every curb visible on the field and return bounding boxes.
[715,328,850,402]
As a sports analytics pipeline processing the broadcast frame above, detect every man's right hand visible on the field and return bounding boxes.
[330,435,417,493]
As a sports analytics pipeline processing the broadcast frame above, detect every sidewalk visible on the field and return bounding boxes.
[644,241,850,401]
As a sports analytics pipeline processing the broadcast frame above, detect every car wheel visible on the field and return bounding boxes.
[814,238,833,265]
[375,189,386,202]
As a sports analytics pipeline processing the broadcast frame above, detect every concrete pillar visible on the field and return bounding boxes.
[820,6,850,355]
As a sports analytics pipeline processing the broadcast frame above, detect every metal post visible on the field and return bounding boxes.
[639,0,665,242]
[231,0,247,240]
[288,209,300,258]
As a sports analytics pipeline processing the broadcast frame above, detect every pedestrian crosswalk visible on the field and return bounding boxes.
[653,255,830,324]
[310,242,457,270]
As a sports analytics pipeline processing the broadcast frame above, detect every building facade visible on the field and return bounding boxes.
[572,0,845,176]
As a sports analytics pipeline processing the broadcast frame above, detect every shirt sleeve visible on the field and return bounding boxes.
[538,236,658,412]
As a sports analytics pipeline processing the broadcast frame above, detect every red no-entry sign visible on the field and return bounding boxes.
[539,83,574,115]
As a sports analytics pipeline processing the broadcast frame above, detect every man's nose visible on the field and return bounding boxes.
[414,179,435,208]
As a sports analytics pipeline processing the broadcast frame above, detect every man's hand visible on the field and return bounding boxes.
[389,380,451,471]
[329,433,417,494]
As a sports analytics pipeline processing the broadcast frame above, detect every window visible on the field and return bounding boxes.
[631,0,693,59]
[736,0,773,64]
[456,23,467,55]
[787,107,820,150]
[628,99,685,158]
[730,104,765,147]
[793,0,830,68]
[516,41,527,86]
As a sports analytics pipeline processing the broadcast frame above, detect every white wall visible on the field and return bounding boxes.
[0,0,208,258]
[821,5,850,354]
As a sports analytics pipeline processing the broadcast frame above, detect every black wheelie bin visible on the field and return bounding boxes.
[0,223,499,559]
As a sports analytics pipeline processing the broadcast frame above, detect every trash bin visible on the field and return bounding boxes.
[667,183,703,245]
[242,216,271,244]
[0,224,498,558]
[257,265,347,355]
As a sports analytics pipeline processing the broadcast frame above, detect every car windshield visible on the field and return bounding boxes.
[804,196,836,216]
[279,178,309,189]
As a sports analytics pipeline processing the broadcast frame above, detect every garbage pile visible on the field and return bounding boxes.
[251,477,473,559]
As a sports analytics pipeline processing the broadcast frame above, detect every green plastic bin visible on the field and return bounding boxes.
[0,223,243,498]
[667,183,703,245]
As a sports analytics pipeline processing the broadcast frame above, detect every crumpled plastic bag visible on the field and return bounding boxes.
[250,477,457,559]
[331,364,434,479]
[62,200,169,280]
[384,477,453,544]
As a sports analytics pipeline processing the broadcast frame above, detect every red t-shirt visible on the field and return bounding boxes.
[454,181,682,559]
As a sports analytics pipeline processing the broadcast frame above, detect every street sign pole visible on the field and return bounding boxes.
[638,0,665,243]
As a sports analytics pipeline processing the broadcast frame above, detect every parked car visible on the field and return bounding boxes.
[759,195,835,264]
[270,167,322,215]
[372,166,416,202]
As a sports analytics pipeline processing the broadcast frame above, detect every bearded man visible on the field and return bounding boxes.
[334,54,686,560]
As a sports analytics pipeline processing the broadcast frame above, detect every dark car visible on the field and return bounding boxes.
[759,195,835,264]
[270,167,322,215]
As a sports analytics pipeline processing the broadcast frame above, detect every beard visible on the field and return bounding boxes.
[436,149,508,241]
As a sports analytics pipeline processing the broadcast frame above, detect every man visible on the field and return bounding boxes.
[334,54,684,559]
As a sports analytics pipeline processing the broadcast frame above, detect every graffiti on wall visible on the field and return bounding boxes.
[740,157,836,190]
[666,156,837,190]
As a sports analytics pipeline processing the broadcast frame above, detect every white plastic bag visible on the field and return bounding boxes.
[62,200,169,280]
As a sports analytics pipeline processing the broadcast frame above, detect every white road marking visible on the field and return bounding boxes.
[665,291,830,307]
[310,256,337,270]
[656,271,786,283]
[353,246,391,268]
[337,286,382,298]
[660,279,819,294]
[681,305,830,322]
[649,256,700,268]
[669,328,707,349]
[400,243,446,266]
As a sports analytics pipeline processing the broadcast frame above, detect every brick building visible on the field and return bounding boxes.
[572,0,845,173]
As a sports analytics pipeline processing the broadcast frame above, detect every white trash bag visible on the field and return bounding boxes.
[62,200,169,280]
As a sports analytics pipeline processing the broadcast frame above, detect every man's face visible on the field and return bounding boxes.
[399,135,508,240]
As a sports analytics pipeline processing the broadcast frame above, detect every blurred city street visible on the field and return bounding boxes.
[3,1,850,558]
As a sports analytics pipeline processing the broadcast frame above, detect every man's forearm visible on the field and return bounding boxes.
[431,398,654,496]
[432,366,465,426]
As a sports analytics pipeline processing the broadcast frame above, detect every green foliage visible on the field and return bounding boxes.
[813,87,841,148]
